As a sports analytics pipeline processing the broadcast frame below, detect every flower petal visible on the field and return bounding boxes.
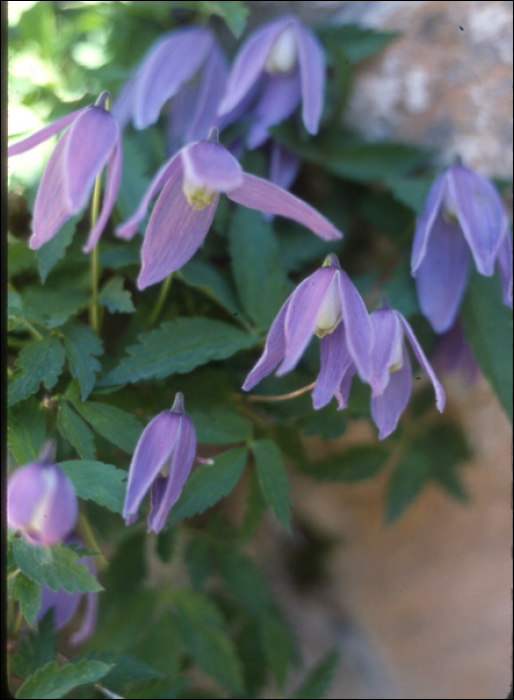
[247,71,301,149]
[335,363,355,409]
[497,227,513,307]
[134,27,214,129]
[138,168,218,289]
[398,313,446,412]
[411,170,447,273]
[112,74,138,130]
[64,107,119,212]
[278,267,337,375]
[371,346,412,440]
[218,16,294,117]
[227,173,342,241]
[181,141,243,192]
[187,42,229,143]
[69,591,99,646]
[116,152,182,240]
[415,210,470,333]
[312,322,352,409]
[38,586,82,629]
[339,269,373,381]
[123,411,181,525]
[147,415,196,533]
[269,141,301,191]
[294,20,325,134]
[449,164,505,276]
[8,108,87,157]
[369,306,403,396]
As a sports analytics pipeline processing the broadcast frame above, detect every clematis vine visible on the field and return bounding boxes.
[8,91,122,253]
[218,14,325,149]
[411,160,513,333]
[117,129,342,289]
[243,254,373,407]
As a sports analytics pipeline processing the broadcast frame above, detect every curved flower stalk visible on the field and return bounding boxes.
[123,393,207,534]
[243,254,373,406]
[218,14,325,149]
[117,129,342,289]
[7,442,78,546]
[8,92,122,253]
[411,161,513,332]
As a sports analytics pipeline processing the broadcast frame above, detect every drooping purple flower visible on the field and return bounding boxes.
[218,14,325,149]
[8,92,122,254]
[116,129,342,289]
[411,161,513,333]
[243,254,373,404]
[123,393,198,534]
[432,319,480,385]
[7,442,78,546]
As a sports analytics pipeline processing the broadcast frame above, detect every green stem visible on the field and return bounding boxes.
[90,177,102,334]
[247,382,317,403]
[77,512,108,569]
[22,319,44,340]
[7,568,21,581]
[148,273,173,327]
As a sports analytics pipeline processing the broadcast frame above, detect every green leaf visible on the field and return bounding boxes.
[318,23,399,64]
[14,574,41,628]
[302,445,390,482]
[8,234,38,278]
[229,208,289,329]
[8,336,65,407]
[297,404,347,440]
[8,398,46,464]
[259,610,297,691]
[385,449,431,525]
[59,460,127,513]
[103,531,147,602]
[57,401,96,460]
[116,135,152,221]
[22,286,90,329]
[240,469,268,543]
[72,400,143,452]
[81,652,164,690]
[215,547,269,614]
[100,317,259,386]
[252,440,292,532]
[14,611,58,680]
[384,175,433,213]
[180,257,244,319]
[62,324,104,401]
[99,242,141,269]
[188,407,253,444]
[291,649,340,700]
[167,447,248,528]
[13,540,103,594]
[173,589,244,694]
[194,0,248,37]
[185,536,214,591]
[381,258,420,319]
[99,276,136,314]
[35,215,79,283]
[156,528,177,563]
[16,659,112,699]
[461,269,513,422]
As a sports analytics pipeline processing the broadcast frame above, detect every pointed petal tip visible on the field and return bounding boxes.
[171,393,185,413]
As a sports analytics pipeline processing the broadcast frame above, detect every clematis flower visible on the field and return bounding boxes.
[7,442,78,546]
[218,14,325,149]
[123,393,206,534]
[432,319,480,384]
[243,254,372,406]
[411,161,513,333]
[337,305,446,440]
[8,92,122,253]
[117,129,342,289]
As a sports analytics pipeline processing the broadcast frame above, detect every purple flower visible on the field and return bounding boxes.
[269,141,301,192]
[218,14,325,149]
[432,319,480,385]
[411,162,513,333]
[123,393,197,534]
[243,254,372,406]
[7,442,78,546]
[8,92,122,254]
[116,129,342,289]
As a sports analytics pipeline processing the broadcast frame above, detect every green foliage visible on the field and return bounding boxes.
[185,536,214,591]
[59,460,127,513]
[103,531,147,602]
[259,610,298,691]
[14,573,42,628]
[99,276,136,314]
[72,399,143,452]
[301,445,390,482]
[385,449,431,525]
[188,406,253,444]
[35,216,79,283]
[14,611,58,680]
[57,401,97,460]
[180,257,244,319]
[16,659,113,700]
[291,649,341,700]
[176,0,249,37]
[13,540,103,594]
[381,258,421,319]
[62,324,104,401]
[8,336,66,407]
[240,469,268,542]
[22,285,90,329]
[214,546,270,615]
[81,651,165,692]
[7,398,46,464]
[252,440,292,532]
[317,23,399,64]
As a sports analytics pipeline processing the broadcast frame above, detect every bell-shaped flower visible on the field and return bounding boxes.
[411,161,513,333]
[218,14,325,149]
[116,129,342,289]
[123,393,200,534]
[432,319,480,384]
[8,92,122,253]
[243,254,372,406]
[7,442,78,546]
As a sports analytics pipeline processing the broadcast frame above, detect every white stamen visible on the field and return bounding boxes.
[315,276,342,338]
[265,27,298,74]
[389,338,404,373]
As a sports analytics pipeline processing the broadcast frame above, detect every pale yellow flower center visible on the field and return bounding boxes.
[183,181,217,210]
[265,27,298,74]
[389,338,404,373]
[314,277,342,338]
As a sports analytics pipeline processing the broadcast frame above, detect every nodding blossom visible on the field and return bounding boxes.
[8,92,122,254]
[432,319,480,385]
[116,129,342,290]
[411,161,513,333]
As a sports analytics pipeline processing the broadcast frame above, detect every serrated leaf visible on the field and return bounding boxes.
[8,234,38,277]
[385,449,431,525]
[167,447,248,528]
[72,400,143,453]
[292,649,340,700]
[14,574,42,628]
[259,610,297,691]
[384,175,433,213]
[215,547,269,614]
[14,611,58,680]
[8,398,46,464]
[188,407,253,444]
[100,318,259,386]
[184,536,214,591]
[180,257,243,318]
[8,336,65,407]
[62,324,104,401]
[236,618,267,698]
[13,540,103,594]
[461,269,513,422]
[302,445,390,482]
[252,440,292,532]
[240,469,268,543]
[59,460,127,513]
[81,652,164,690]
[57,401,96,460]
[35,215,79,283]
[99,276,136,314]
[229,208,288,329]
[318,23,399,64]
[16,659,112,699]
[174,589,244,694]
[190,0,248,37]
[22,287,90,329]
